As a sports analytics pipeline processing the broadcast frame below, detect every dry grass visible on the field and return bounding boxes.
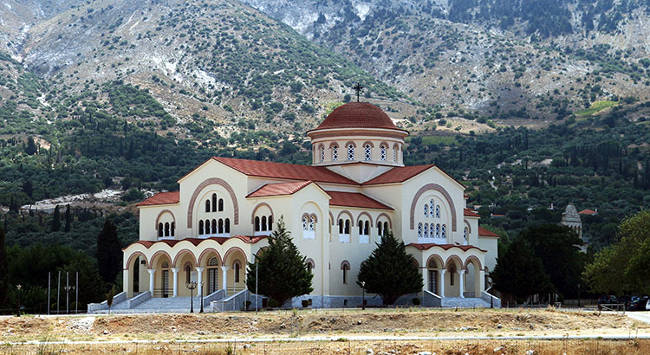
[2,339,650,354]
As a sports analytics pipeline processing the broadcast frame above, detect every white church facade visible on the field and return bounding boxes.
[117,102,500,310]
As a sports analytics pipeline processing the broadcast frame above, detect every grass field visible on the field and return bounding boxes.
[575,100,618,117]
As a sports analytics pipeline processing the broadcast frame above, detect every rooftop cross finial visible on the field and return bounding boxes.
[353,82,363,102]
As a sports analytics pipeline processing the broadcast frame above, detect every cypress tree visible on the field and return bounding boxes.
[51,205,61,232]
[0,227,8,306]
[24,136,37,155]
[357,232,423,305]
[64,205,72,232]
[246,218,312,306]
[96,219,122,284]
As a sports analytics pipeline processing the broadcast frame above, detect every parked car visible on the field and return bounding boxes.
[627,296,648,311]
[597,295,618,310]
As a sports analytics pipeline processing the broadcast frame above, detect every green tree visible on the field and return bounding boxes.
[0,227,8,306]
[24,136,37,155]
[51,205,61,232]
[96,219,122,284]
[584,210,650,295]
[64,205,72,232]
[492,237,552,303]
[246,218,312,306]
[357,232,423,305]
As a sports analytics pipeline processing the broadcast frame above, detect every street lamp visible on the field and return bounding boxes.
[199,281,204,313]
[16,284,22,317]
[186,281,197,313]
[360,281,366,310]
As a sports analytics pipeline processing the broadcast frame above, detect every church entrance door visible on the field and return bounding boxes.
[161,270,169,298]
[208,268,218,293]
[428,270,438,294]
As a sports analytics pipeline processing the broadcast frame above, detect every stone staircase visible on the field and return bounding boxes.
[101,296,203,313]
[441,297,492,308]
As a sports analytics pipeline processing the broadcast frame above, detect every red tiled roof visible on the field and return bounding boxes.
[247,180,314,198]
[136,191,180,207]
[214,157,357,185]
[327,191,392,210]
[311,102,402,131]
[126,235,267,250]
[364,164,435,185]
[464,208,480,217]
[478,227,499,238]
[579,209,598,215]
[407,243,486,252]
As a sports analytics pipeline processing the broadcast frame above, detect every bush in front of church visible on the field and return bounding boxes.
[246,217,313,307]
[357,232,423,305]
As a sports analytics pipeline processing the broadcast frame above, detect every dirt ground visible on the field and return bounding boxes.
[1,308,648,354]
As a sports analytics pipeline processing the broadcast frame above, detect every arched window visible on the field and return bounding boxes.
[234,262,240,283]
[268,216,273,230]
[171,222,175,236]
[424,204,429,218]
[464,227,469,245]
[393,145,398,162]
[218,219,224,234]
[380,145,387,161]
[218,198,224,212]
[338,219,343,234]
[164,222,170,237]
[306,259,315,273]
[303,216,308,231]
[319,145,325,162]
[435,205,440,218]
[211,219,217,234]
[436,224,441,238]
[185,264,191,284]
[212,193,217,212]
[225,218,230,233]
[364,144,372,161]
[430,223,435,238]
[347,144,355,161]
[423,223,429,238]
[309,217,314,231]
[205,199,210,213]
[199,220,204,235]
[358,220,363,235]
[364,221,369,235]
[261,216,267,231]
[208,257,218,266]
[383,221,389,236]
[429,200,434,217]
[158,223,163,237]
[377,222,383,236]
[255,216,260,232]
[441,224,447,239]
[344,220,350,234]
[342,262,350,284]
[418,223,423,238]
[332,145,339,161]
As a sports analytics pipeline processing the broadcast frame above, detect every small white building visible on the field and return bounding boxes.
[116,102,500,310]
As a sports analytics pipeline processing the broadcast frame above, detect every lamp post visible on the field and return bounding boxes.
[16,284,22,317]
[186,281,197,313]
[199,281,204,313]
[360,281,366,310]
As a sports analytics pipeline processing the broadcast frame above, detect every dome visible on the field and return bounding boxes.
[312,102,400,131]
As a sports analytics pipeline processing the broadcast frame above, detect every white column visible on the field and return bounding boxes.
[147,269,155,294]
[221,266,230,296]
[196,267,204,298]
[422,268,428,293]
[439,269,445,297]
[459,269,466,298]
[171,268,179,297]
[479,269,486,294]
[123,268,129,297]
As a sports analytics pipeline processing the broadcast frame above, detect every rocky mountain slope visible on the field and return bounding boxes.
[242,0,650,125]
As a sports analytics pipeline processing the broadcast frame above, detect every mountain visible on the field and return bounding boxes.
[242,0,650,125]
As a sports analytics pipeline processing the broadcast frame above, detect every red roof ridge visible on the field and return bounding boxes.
[364,164,435,185]
[478,226,499,238]
[124,235,268,250]
[325,190,393,210]
[407,243,487,253]
[464,208,480,217]
[136,191,180,207]
[578,209,598,215]
[309,102,406,132]
[247,180,315,198]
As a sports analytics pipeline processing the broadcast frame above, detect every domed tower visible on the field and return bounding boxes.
[307,102,408,183]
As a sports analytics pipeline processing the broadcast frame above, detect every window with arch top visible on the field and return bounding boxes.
[331,145,339,161]
[380,145,387,161]
[364,144,372,161]
[319,145,325,162]
[347,144,355,161]
[211,193,217,212]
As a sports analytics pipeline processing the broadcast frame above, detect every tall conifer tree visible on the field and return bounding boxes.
[96,219,122,284]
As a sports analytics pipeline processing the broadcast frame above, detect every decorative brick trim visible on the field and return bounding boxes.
[426,254,444,269]
[187,178,239,228]
[356,211,374,227]
[251,202,273,224]
[306,258,315,269]
[464,255,482,270]
[464,221,472,235]
[409,184,457,232]
[172,249,198,268]
[375,213,392,229]
[125,251,148,271]
[148,250,172,268]
[198,248,223,267]
[361,141,375,147]
[340,260,350,270]
[155,210,175,230]
[336,210,354,223]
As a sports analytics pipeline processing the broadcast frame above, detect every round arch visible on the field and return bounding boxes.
[187,178,239,228]
[356,212,374,227]
[251,202,274,224]
[148,250,172,268]
[336,210,354,223]
[464,255,482,270]
[445,255,463,270]
[198,248,223,266]
[172,249,198,268]
[375,213,392,229]
[426,254,444,269]
[409,184,457,231]
[340,260,351,269]
[329,211,335,225]
[125,251,148,270]
[155,210,176,231]
[224,246,248,266]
